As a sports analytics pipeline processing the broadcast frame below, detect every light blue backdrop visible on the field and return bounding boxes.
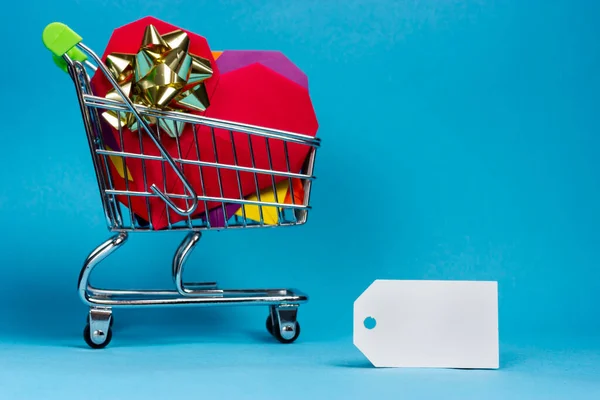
[0,2,599,396]
[2,0,599,344]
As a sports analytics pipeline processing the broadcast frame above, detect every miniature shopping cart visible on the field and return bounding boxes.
[42,23,320,349]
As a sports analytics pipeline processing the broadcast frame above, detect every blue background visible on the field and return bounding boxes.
[1,0,599,398]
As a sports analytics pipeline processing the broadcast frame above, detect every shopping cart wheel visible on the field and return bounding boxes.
[266,306,301,344]
[84,308,113,349]
[83,323,113,349]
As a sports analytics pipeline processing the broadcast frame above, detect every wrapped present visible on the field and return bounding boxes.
[195,50,313,227]
[233,178,306,225]
[91,16,318,229]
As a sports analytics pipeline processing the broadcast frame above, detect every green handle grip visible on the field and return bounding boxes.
[43,22,88,73]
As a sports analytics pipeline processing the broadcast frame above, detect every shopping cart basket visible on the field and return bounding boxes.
[42,22,320,349]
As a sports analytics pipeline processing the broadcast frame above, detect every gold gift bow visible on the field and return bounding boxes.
[101,24,213,138]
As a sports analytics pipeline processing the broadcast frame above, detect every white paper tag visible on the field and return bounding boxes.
[353,280,499,369]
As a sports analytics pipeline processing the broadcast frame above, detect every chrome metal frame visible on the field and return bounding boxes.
[60,41,319,348]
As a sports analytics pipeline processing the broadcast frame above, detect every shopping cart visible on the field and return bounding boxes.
[42,22,320,349]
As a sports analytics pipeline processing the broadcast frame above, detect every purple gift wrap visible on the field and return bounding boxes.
[98,115,122,151]
[203,203,242,228]
[215,50,309,90]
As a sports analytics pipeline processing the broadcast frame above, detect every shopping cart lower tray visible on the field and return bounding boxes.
[42,21,320,349]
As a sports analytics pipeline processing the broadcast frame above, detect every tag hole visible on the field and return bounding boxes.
[363,316,376,330]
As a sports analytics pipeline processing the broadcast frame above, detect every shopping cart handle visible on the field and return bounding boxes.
[42,22,88,73]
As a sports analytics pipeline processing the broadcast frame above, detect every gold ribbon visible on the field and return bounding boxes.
[102,24,213,138]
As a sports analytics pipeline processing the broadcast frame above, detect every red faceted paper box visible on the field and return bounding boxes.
[91,16,318,229]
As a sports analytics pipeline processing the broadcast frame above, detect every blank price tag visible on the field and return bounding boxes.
[354,280,499,369]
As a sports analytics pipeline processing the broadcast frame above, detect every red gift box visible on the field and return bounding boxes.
[91,17,318,229]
